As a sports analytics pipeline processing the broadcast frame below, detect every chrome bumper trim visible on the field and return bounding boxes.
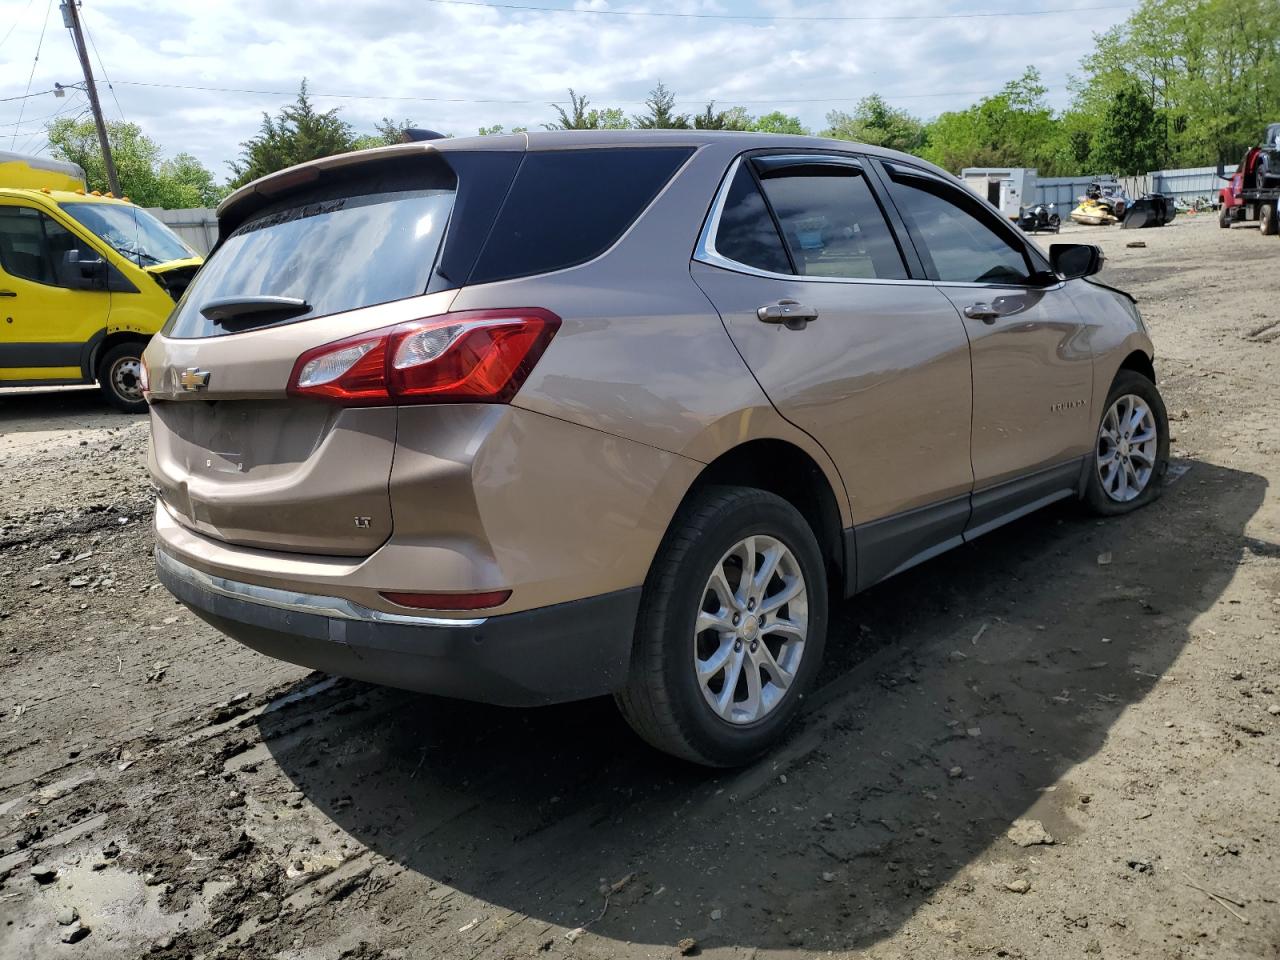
[154,548,488,628]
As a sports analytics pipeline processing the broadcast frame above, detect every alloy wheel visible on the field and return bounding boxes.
[1097,393,1158,502]
[694,535,808,725]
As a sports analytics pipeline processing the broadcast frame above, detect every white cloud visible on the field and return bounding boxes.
[0,0,1131,180]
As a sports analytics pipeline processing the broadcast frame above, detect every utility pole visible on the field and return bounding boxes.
[60,0,120,196]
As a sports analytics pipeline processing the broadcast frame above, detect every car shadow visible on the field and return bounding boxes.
[259,458,1266,953]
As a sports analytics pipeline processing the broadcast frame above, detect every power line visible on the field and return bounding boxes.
[0,87,56,104]
[0,0,37,54]
[418,0,1135,20]
[0,97,79,127]
[107,77,1073,107]
[79,6,126,122]
[29,102,90,156]
[10,0,54,150]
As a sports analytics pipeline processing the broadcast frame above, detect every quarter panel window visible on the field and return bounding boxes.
[757,165,907,281]
[885,170,1032,285]
[470,147,694,285]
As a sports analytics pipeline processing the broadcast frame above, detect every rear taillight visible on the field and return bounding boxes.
[140,357,150,397]
[287,309,560,405]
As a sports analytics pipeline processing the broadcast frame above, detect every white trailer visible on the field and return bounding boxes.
[961,167,1037,220]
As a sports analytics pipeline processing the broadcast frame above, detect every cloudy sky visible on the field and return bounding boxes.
[1,0,1133,181]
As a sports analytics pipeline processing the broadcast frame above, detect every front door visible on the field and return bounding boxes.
[692,153,975,589]
[875,160,1094,534]
[0,202,111,383]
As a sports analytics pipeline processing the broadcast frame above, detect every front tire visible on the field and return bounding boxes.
[98,342,148,414]
[616,486,829,767]
[1083,370,1169,516]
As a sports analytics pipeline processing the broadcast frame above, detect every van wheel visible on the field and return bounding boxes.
[98,343,147,414]
[1083,370,1169,516]
[615,486,828,767]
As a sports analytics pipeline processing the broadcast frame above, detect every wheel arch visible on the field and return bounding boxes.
[676,438,849,592]
[88,330,152,380]
[1118,349,1156,384]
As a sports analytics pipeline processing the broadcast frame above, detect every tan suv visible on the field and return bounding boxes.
[146,131,1167,766]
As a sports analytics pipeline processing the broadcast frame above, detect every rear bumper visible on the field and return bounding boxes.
[156,548,640,707]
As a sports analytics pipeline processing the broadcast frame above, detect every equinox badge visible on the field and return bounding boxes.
[179,367,211,392]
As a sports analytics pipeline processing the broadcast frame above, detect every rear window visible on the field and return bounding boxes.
[164,163,456,339]
[468,147,693,285]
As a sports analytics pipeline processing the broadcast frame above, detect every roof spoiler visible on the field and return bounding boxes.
[399,128,449,142]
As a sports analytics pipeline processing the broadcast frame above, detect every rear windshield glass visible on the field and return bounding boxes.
[164,180,454,339]
[468,147,693,285]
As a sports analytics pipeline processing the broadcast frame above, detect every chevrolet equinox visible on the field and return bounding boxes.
[146,131,1168,766]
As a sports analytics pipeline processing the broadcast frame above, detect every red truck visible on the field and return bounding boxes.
[1219,123,1280,236]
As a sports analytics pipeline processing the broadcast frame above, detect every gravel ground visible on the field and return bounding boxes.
[0,212,1277,960]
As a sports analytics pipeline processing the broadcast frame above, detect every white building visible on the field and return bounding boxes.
[960,167,1037,220]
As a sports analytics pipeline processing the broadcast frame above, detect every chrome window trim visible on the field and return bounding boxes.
[693,154,932,287]
[154,547,487,628]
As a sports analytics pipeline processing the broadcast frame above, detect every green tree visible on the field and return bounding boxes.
[750,111,807,135]
[229,79,357,187]
[823,95,926,153]
[921,67,1059,172]
[547,89,594,130]
[633,81,690,129]
[351,117,419,149]
[478,124,529,136]
[546,90,629,130]
[693,102,753,130]
[45,118,223,207]
[1074,0,1280,167]
[1090,81,1162,174]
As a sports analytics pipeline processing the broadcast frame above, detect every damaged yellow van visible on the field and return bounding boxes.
[0,151,203,412]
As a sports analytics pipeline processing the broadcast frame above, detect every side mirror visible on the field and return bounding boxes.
[58,249,107,290]
[1049,243,1105,280]
[1216,162,1227,180]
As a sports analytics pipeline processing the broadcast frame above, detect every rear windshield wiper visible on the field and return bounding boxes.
[199,295,311,328]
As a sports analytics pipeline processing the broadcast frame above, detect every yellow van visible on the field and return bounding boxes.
[0,151,203,412]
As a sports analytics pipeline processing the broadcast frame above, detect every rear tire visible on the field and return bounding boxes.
[1083,370,1169,517]
[98,342,148,414]
[1219,207,1231,229]
[615,486,829,767]
[1261,203,1279,236]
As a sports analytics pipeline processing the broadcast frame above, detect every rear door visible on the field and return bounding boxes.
[0,201,110,383]
[875,160,1094,534]
[691,153,975,589]
[146,154,464,556]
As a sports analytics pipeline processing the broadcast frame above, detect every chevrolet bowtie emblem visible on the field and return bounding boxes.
[179,367,211,392]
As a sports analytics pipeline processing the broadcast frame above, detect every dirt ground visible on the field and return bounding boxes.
[1,212,1278,960]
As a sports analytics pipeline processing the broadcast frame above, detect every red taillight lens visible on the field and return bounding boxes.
[287,309,560,405]
[380,589,512,611]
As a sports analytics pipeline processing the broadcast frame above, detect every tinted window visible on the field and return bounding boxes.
[0,206,80,286]
[469,147,693,284]
[712,164,791,274]
[165,180,455,339]
[757,163,907,280]
[885,169,1031,284]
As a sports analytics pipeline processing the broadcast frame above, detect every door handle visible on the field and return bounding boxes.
[0,290,16,298]
[757,299,818,329]
[963,302,1001,323]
